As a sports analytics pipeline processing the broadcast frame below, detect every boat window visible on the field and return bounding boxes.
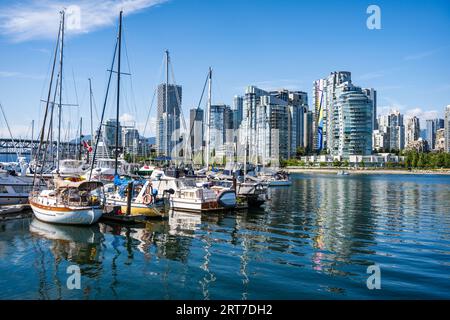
[179,179,197,188]
[0,186,8,193]
[12,185,32,193]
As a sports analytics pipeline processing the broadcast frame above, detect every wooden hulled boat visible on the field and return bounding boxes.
[29,178,104,225]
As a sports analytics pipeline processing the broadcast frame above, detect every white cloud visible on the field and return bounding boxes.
[118,113,156,137]
[405,108,440,127]
[242,79,304,92]
[0,124,33,139]
[357,71,384,81]
[0,70,44,80]
[404,50,436,61]
[0,0,168,42]
[378,98,443,127]
[119,112,135,123]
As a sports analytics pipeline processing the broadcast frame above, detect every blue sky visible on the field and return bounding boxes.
[0,0,449,139]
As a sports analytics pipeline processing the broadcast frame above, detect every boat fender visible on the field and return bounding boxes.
[143,194,153,205]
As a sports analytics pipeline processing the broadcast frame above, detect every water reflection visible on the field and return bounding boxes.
[168,210,201,237]
[1,174,450,299]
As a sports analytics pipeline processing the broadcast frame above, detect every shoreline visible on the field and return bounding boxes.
[286,167,450,175]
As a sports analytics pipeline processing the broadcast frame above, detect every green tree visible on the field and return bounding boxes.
[412,152,418,168]
[333,159,342,167]
[418,153,425,168]
[296,147,306,158]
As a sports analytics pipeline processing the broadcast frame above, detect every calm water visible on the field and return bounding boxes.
[1,173,450,300]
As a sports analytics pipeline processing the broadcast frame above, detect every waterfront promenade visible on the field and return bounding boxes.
[286,167,450,175]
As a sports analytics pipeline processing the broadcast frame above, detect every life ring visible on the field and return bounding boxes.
[143,194,153,205]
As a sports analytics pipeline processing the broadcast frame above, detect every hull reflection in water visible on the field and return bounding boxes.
[29,218,104,267]
[168,210,202,237]
[29,219,103,244]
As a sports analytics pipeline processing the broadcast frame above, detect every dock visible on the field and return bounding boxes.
[0,205,31,221]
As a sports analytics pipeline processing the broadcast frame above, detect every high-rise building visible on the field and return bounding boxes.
[373,129,388,151]
[208,104,233,159]
[121,127,139,155]
[331,85,373,157]
[156,83,182,157]
[436,128,446,151]
[426,118,444,150]
[233,95,244,130]
[189,108,204,154]
[313,71,353,154]
[405,116,421,148]
[445,105,450,152]
[270,89,308,157]
[256,94,289,163]
[383,111,405,151]
[105,119,121,148]
[239,86,305,165]
[312,78,326,152]
[363,88,377,131]
[303,110,314,153]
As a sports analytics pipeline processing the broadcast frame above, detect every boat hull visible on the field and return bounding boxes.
[106,199,164,217]
[217,190,237,208]
[268,180,292,187]
[0,195,29,206]
[29,200,103,225]
[169,198,229,212]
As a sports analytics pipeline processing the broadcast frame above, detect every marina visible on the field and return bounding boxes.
[1,173,450,299]
[0,0,449,304]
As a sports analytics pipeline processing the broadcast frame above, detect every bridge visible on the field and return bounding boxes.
[0,138,80,157]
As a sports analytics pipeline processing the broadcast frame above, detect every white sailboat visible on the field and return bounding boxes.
[29,11,105,225]
[29,178,104,225]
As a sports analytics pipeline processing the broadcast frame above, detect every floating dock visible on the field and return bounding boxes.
[0,205,31,221]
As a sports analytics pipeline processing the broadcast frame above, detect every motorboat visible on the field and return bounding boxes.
[84,158,127,182]
[52,159,87,176]
[150,171,236,212]
[0,169,34,205]
[209,174,267,207]
[136,164,156,177]
[104,178,165,217]
[260,170,292,187]
[29,177,105,225]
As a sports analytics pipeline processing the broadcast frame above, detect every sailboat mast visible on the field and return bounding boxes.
[89,78,93,148]
[79,117,83,160]
[244,101,248,176]
[31,120,34,159]
[206,67,212,169]
[114,11,123,177]
[165,50,169,159]
[56,10,65,172]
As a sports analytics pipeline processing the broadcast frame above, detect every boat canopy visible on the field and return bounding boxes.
[55,179,103,191]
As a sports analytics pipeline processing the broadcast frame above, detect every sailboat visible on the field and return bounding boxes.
[200,70,266,207]
[155,67,237,212]
[88,11,165,218]
[29,11,105,225]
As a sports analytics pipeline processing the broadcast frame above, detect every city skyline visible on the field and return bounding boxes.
[0,0,449,139]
